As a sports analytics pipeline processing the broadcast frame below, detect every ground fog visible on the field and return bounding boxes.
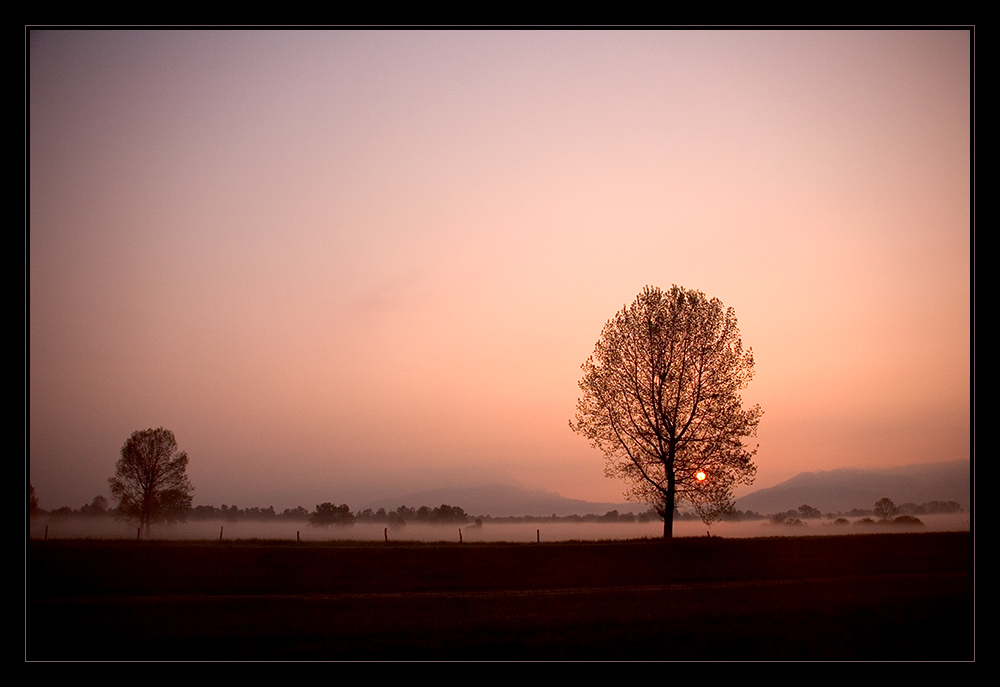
[29,512,971,542]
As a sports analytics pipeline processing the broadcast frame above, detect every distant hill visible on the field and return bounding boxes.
[735,460,971,515]
[362,460,971,519]
[364,483,639,518]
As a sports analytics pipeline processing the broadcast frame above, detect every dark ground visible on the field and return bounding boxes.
[26,531,973,661]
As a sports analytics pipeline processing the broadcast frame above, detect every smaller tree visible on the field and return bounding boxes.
[797,504,822,519]
[109,427,194,533]
[79,495,110,516]
[874,497,898,521]
[309,503,355,526]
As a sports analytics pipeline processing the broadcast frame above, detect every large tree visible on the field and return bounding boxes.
[108,427,194,533]
[571,285,762,538]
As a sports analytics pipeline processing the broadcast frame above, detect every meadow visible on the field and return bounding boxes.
[27,531,972,661]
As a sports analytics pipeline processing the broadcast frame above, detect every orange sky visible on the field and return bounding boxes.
[28,29,972,512]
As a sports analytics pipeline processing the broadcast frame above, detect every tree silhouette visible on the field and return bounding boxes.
[309,503,355,526]
[571,285,762,538]
[108,428,194,533]
[80,495,110,516]
[874,497,899,521]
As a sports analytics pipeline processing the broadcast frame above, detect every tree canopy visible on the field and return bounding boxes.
[309,502,356,526]
[571,285,762,538]
[108,427,194,533]
[874,497,899,521]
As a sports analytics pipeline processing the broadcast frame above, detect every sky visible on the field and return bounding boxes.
[28,29,972,513]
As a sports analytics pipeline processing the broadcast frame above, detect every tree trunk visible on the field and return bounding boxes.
[663,483,676,539]
[663,451,676,539]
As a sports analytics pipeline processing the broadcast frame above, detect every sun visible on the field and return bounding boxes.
[695,471,707,481]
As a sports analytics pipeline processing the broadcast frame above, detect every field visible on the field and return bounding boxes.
[27,531,973,661]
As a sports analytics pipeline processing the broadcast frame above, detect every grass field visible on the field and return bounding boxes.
[27,532,973,661]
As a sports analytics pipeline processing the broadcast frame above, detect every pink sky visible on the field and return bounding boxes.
[28,29,971,512]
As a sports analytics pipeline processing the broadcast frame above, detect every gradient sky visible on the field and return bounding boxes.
[28,29,972,513]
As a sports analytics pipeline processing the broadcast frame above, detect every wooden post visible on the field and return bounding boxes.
[220,526,224,541]
[44,524,48,541]
[537,529,540,543]
[297,531,300,542]
[459,528,463,543]
[384,527,388,542]
[137,527,141,541]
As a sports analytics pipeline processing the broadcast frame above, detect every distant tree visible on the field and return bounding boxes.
[108,427,194,533]
[431,504,469,524]
[243,506,276,521]
[571,285,761,538]
[874,497,899,522]
[79,495,110,516]
[309,503,355,526]
[190,504,220,520]
[925,500,962,514]
[797,504,822,519]
[280,506,310,521]
[387,510,406,528]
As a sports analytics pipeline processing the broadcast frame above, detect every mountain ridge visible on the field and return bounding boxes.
[734,460,971,514]
[363,460,971,518]
[363,483,638,518]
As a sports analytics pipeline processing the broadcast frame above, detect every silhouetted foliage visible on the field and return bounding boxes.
[430,504,469,523]
[280,506,310,521]
[797,504,822,519]
[29,484,39,517]
[79,495,110,516]
[891,515,925,526]
[898,500,962,515]
[874,497,899,521]
[108,427,194,532]
[571,285,761,538]
[309,503,355,527]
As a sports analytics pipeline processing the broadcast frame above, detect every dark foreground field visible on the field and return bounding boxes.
[27,532,972,661]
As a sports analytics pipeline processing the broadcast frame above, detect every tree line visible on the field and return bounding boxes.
[29,495,655,527]
[30,484,964,529]
[763,497,964,527]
